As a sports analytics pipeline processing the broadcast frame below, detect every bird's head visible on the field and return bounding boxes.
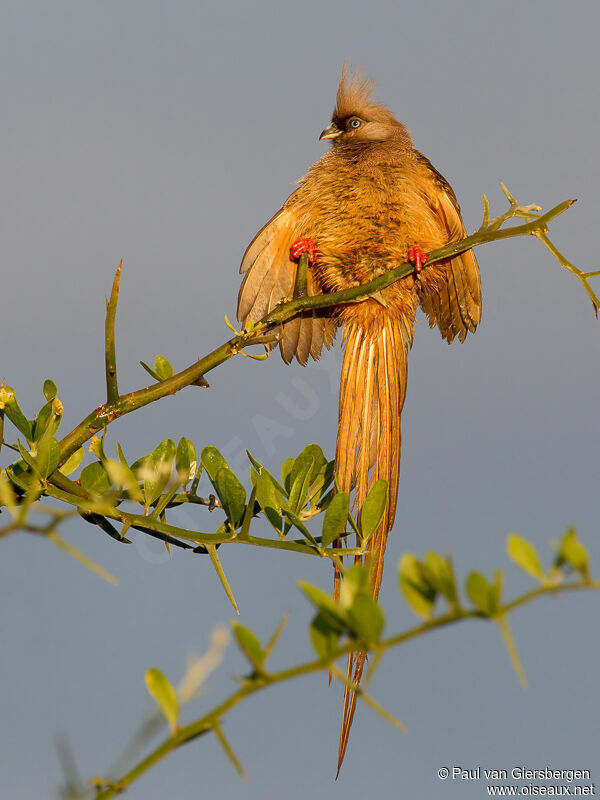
[320,64,411,147]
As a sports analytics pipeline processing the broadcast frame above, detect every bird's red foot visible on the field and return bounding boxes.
[407,245,428,275]
[290,238,317,264]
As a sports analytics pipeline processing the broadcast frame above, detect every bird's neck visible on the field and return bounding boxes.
[332,136,415,166]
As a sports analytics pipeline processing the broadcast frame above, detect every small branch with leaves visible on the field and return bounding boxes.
[59,528,597,799]
[0,185,597,596]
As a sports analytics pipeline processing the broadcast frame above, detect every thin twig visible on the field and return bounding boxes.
[91,575,600,799]
[42,476,362,559]
[105,261,122,404]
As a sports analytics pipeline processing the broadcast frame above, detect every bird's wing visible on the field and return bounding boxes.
[415,153,482,344]
[237,206,336,365]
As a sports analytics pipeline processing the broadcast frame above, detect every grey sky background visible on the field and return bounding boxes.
[2,1,599,798]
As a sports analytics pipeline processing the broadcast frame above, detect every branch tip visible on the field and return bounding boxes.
[104,263,122,405]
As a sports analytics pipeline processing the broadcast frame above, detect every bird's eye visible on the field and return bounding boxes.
[348,118,362,129]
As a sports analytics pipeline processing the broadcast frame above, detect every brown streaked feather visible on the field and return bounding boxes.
[237,209,294,322]
[307,270,337,360]
[280,317,301,364]
[240,208,289,275]
[335,312,408,774]
[237,206,335,365]
[415,152,482,343]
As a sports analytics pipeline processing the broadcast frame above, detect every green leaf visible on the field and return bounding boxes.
[507,534,544,581]
[201,445,228,481]
[360,480,388,543]
[104,459,144,503]
[17,440,41,474]
[32,400,53,440]
[340,564,370,610]
[465,571,497,616]
[115,443,145,502]
[5,460,42,492]
[36,435,60,479]
[255,469,284,534]
[201,447,246,528]
[215,467,247,528]
[154,355,174,380]
[5,461,40,492]
[346,506,360,538]
[556,527,589,577]
[293,445,329,507]
[340,564,385,642]
[421,551,458,605]
[284,445,326,511]
[16,434,59,480]
[130,454,150,477]
[59,447,85,476]
[80,461,111,494]
[139,360,162,381]
[176,438,196,487]
[249,467,258,488]
[43,379,57,401]
[145,668,179,735]
[32,397,62,441]
[116,442,129,468]
[398,554,436,619]
[0,470,17,508]
[0,386,33,441]
[298,581,348,633]
[143,439,177,508]
[321,491,349,548]
[232,622,265,667]
[347,594,385,643]
[128,450,153,481]
[280,457,295,493]
[309,612,340,657]
[307,460,335,507]
[287,456,314,515]
[246,451,287,495]
[288,444,326,487]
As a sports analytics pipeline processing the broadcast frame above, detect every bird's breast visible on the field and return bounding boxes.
[293,158,442,296]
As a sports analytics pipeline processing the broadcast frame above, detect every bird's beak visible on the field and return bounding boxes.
[319,122,342,140]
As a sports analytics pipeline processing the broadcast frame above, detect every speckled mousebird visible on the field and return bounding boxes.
[237,65,481,774]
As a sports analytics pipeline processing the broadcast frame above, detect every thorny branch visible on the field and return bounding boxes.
[0,185,597,799]
[54,187,596,470]
[0,185,597,596]
[85,571,600,800]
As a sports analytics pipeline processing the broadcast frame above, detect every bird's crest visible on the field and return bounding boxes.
[334,64,375,118]
[333,63,395,125]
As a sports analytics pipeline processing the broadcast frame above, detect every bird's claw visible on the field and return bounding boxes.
[407,245,428,275]
[290,238,317,263]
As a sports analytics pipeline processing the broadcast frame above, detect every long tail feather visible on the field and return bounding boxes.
[337,653,367,778]
[334,306,409,774]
